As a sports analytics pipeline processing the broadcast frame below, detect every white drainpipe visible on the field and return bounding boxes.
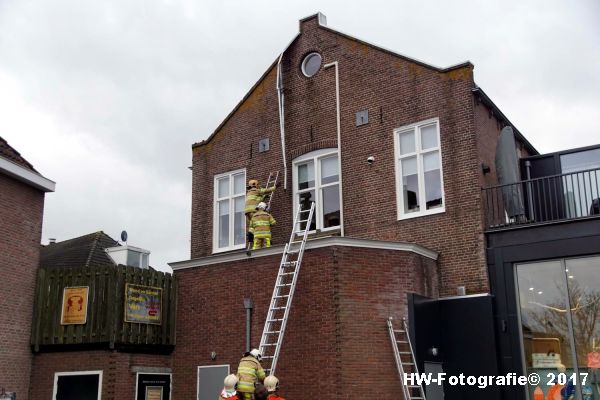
[323,61,344,237]
[277,53,288,190]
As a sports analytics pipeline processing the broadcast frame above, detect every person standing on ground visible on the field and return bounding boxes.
[218,374,240,400]
[236,349,266,400]
[263,375,286,400]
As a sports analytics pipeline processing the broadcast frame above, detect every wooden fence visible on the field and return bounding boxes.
[31,264,176,352]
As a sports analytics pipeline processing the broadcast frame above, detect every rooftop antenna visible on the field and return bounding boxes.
[121,230,128,245]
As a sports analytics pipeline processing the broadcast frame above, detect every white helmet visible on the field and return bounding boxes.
[256,202,267,210]
[250,348,262,360]
[223,374,238,391]
[264,375,279,392]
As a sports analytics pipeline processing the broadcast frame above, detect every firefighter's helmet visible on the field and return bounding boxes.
[256,202,267,210]
[223,374,238,391]
[250,348,262,360]
[264,375,279,392]
[248,179,259,188]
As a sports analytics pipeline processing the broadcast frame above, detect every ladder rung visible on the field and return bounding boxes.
[262,343,277,346]
[264,331,281,334]
[276,284,291,287]
[262,356,274,359]
[398,351,411,355]
[271,307,286,310]
[403,362,414,366]
[267,318,283,322]
[397,340,408,343]
[273,295,289,298]
[280,272,295,276]
[394,329,405,333]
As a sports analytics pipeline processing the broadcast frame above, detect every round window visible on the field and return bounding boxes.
[301,52,322,77]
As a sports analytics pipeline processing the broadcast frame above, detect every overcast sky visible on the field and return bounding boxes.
[1,0,599,272]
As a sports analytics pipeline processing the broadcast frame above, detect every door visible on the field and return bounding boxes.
[53,371,102,400]
[197,365,229,400]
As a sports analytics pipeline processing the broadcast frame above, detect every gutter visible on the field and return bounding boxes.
[0,156,55,192]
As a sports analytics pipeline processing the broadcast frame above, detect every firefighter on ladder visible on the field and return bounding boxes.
[245,179,276,247]
[249,202,276,250]
[236,349,266,400]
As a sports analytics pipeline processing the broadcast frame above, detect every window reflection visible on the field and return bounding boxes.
[517,256,600,399]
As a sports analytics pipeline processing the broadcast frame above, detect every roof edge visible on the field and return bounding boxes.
[0,155,55,192]
[319,24,473,73]
[192,34,301,150]
[472,86,539,155]
[169,236,438,271]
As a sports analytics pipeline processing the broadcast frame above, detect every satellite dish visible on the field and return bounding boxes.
[121,230,128,242]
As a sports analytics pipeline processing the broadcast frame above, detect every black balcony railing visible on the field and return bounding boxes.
[483,168,600,230]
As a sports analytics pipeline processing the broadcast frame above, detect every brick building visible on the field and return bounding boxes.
[0,137,54,399]
[29,232,176,400]
[170,13,540,400]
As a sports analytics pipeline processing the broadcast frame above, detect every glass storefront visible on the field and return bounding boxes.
[517,256,600,400]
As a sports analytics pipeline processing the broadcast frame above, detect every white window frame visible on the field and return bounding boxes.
[394,117,445,220]
[292,148,342,232]
[213,169,246,253]
[134,372,172,400]
[53,370,103,400]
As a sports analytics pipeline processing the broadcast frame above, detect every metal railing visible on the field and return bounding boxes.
[483,168,600,230]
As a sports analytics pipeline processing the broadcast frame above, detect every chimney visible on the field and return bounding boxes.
[105,245,150,269]
[48,238,56,245]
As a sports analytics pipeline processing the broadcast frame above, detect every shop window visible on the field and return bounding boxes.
[292,149,341,232]
[394,118,445,219]
[53,371,102,400]
[516,255,600,399]
[213,169,246,253]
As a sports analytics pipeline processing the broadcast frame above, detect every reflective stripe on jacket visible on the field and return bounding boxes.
[236,356,265,393]
[249,210,275,237]
[244,187,276,214]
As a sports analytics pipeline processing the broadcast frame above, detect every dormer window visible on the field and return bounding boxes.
[292,149,341,232]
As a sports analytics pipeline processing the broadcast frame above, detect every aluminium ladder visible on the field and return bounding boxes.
[258,201,316,375]
[263,171,279,211]
[387,317,426,400]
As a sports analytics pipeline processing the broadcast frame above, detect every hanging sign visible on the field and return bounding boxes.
[124,284,162,325]
[61,286,89,325]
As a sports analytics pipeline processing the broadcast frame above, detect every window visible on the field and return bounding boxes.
[394,118,444,219]
[213,169,246,252]
[53,371,102,400]
[293,149,341,232]
[301,52,322,77]
[516,255,600,399]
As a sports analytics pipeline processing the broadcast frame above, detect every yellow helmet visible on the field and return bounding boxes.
[264,375,279,392]
[248,179,259,188]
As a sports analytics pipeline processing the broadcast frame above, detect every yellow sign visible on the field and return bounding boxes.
[125,284,162,325]
[61,286,89,325]
[146,386,162,400]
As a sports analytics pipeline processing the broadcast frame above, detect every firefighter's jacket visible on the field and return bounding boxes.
[267,394,286,400]
[244,187,275,214]
[218,391,240,400]
[249,211,276,238]
[236,356,265,393]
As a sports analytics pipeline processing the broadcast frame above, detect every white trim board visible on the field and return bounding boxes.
[53,370,102,400]
[170,236,438,271]
[0,156,55,192]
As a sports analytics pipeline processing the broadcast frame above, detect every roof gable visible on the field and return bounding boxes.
[193,15,472,149]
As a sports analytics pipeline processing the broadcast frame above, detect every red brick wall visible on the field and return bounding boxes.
[190,15,489,295]
[30,350,171,400]
[0,173,45,399]
[173,245,437,399]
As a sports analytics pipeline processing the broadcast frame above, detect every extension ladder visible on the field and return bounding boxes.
[258,201,316,375]
[387,317,426,400]
[263,171,279,211]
